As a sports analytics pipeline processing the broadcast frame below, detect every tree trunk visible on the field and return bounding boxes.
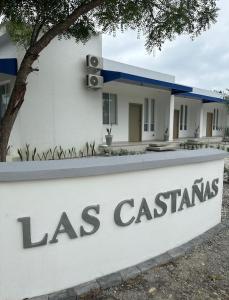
[0,121,13,162]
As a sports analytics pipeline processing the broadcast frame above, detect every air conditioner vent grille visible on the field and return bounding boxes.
[86,55,103,70]
[87,74,103,89]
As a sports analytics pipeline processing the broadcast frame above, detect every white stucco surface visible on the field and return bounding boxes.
[192,87,223,99]
[0,34,17,59]
[103,58,175,83]
[8,35,103,154]
[0,157,224,300]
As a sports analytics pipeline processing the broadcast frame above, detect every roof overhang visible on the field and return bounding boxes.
[179,92,225,104]
[0,58,17,76]
[101,70,193,95]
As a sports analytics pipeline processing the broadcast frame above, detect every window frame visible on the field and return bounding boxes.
[150,99,155,132]
[216,108,219,130]
[144,98,149,132]
[102,93,118,125]
[184,105,188,131]
[180,105,183,130]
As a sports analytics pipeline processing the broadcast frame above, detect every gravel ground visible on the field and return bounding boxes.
[82,184,229,300]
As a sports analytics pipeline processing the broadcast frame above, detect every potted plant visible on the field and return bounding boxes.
[164,128,169,141]
[105,126,113,146]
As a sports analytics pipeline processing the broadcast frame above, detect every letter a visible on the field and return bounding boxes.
[50,212,77,244]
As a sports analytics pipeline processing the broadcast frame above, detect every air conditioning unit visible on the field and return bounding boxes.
[86,55,103,70]
[87,74,104,89]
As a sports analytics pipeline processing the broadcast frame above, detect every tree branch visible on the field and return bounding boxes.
[31,0,106,55]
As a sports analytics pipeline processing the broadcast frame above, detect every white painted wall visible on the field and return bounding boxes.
[103,58,175,83]
[0,33,17,58]
[0,158,224,300]
[103,81,171,142]
[174,97,202,139]
[192,87,223,99]
[4,35,103,155]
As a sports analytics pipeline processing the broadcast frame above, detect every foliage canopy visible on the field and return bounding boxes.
[0,0,219,50]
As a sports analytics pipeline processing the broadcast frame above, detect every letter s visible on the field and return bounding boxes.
[80,205,100,237]
[154,193,168,218]
[212,178,219,197]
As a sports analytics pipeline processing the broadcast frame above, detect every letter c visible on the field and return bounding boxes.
[114,199,135,227]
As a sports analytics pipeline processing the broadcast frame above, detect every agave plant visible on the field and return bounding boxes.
[31,147,37,161]
[90,141,96,156]
[85,142,89,156]
[17,148,23,161]
[25,144,30,161]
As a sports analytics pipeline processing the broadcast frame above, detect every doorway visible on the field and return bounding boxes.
[129,103,142,142]
[173,110,179,139]
[206,112,213,137]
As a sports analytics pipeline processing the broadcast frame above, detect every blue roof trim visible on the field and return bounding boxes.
[101,70,193,94]
[0,58,17,76]
[180,92,225,103]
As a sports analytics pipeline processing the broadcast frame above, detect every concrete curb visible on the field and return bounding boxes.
[30,222,227,300]
[0,149,227,182]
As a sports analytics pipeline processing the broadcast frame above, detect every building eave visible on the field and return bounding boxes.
[101,70,193,95]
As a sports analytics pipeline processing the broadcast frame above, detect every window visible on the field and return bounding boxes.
[150,99,155,131]
[213,109,216,130]
[180,105,188,131]
[216,109,219,130]
[144,98,149,131]
[103,93,117,125]
[0,83,10,119]
[184,105,188,130]
[180,105,183,130]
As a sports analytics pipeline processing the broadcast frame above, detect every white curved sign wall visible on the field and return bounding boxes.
[0,150,225,300]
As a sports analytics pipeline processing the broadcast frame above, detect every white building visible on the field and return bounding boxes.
[0,30,227,156]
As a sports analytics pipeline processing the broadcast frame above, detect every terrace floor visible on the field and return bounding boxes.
[100,137,224,152]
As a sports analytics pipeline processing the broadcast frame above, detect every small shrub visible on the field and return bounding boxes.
[119,149,129,156]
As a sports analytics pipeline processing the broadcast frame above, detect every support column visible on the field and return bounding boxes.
[198,104,204,138]
[168,95,175,141]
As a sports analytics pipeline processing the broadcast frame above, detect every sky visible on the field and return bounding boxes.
[102,0,229,91]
